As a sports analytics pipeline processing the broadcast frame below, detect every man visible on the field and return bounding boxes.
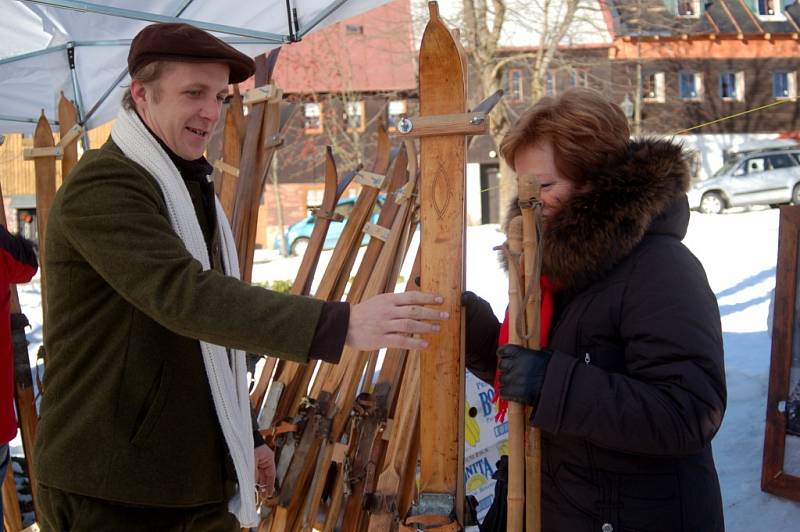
[0,224,37,524]
[34,23,444,531]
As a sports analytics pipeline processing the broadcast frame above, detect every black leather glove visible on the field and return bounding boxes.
[498,344,552,406]
[462,291,501,384]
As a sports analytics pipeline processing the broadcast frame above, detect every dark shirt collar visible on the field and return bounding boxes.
[136,111,214,183]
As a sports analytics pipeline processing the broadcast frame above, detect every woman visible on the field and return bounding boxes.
[465,88,726,532]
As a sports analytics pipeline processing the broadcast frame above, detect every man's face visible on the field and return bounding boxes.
[131,61,229,160]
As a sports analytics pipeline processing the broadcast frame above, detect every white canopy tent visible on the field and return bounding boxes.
[0,0,389,137]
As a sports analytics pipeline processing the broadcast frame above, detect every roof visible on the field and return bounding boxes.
[243,0,416,95]
[607,0,800,38]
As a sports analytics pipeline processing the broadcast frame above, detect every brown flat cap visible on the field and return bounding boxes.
[128,23,255,83]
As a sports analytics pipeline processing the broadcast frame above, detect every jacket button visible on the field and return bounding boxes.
[601,524,613,532]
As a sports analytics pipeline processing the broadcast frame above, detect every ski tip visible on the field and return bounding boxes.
[428,1,440,20]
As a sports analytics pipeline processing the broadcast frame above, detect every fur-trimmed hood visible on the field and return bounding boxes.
[504,137,691,292]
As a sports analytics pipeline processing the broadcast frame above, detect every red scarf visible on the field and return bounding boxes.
[494,275,559,422]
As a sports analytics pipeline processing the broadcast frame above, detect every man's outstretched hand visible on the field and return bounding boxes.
[346,291,448,351]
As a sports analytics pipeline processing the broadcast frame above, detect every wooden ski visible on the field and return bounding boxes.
[314,121,392,302]
[32,111,57,321]
[342,253,420,532]
[253,147,350,418]
[281,174,416,532]
[216,85,244,222]
[57,92,80,181]
[405,3,468,528]
[366,337,421,531]
[264,149,389,532]
[2,461,22,531]
[343,121,398,305]
[274,128,391,428]
[312,173,419,532]
[231,49,284,283]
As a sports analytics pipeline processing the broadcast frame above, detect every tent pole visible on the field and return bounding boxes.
[66,43,91,150]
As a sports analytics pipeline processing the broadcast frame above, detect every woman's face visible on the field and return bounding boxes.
[514,140,576,222]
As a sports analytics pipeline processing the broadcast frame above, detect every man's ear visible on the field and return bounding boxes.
[130,80,148,107]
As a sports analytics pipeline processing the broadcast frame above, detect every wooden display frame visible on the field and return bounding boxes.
[762,205,800,501]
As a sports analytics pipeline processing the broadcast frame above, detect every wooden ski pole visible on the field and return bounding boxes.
[505,216,525,532]
[519,178,543,532]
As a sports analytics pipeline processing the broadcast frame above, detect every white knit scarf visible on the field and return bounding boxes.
[111,108,257,527]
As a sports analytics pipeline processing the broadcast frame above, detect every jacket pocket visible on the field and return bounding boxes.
[579,342,626,373]
[553,462,682,532]
[130,361,172,446]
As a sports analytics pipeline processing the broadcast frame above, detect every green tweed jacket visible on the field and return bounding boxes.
[35,139,324,507]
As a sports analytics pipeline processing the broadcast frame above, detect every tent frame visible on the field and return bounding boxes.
[8,0,352,145]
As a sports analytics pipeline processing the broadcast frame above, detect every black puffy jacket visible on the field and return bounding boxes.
[474,139,726,532]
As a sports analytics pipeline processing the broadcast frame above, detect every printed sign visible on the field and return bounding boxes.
[464,370,508,520]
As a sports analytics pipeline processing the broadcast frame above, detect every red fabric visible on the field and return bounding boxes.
[494,275,559,423]
[0,247,37,443]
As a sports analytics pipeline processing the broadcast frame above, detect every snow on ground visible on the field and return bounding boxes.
[12,206,800,530]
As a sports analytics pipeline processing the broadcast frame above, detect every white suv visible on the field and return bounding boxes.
[688,148,800,214]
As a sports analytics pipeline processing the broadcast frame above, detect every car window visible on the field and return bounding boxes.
[768,153,797,169]
[714,158,739,177]
[744,157,766,174]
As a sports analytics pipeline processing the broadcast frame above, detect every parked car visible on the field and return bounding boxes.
[688,147,800,214]
[275,196,383,256]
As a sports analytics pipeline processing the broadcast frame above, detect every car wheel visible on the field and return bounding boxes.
[699,192,724,214]
[792,184,800,206]
[290,237,310,256]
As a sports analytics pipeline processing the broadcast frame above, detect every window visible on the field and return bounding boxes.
[387,99,407,131]
[743,157,766,174]
[642,72,665,102]
[773,71,797,99]
[345,101,365,132]
[304,102,323,134]
[679,71,703,100]
[570,69,589,88]
[720,72,745,101]
[768,153,798,169]
[758,0,776,16]
[677,1,700,17]
[545,70,556,96]
[508,68,524,101]
[346,24,364,35]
